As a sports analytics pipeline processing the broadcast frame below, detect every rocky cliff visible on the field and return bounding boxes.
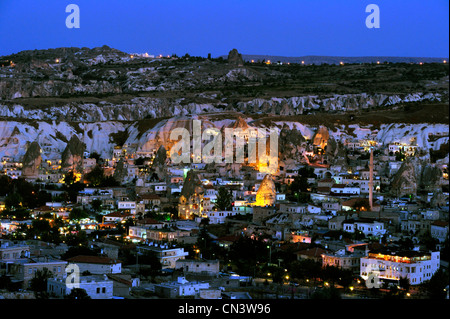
[0,92,444,122]
[21,141,42,178]
[61,135,86,173]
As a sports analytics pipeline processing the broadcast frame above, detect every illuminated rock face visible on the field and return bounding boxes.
[313,126,329,150]
[22,141,41,178]
[255,174,276,207]
[178,169,204,219]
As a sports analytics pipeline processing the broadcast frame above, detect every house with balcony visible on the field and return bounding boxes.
[360,249,440,285]
[137,244,188,269]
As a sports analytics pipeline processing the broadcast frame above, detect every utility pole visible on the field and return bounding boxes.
[267,245,272,264]
[136,247,140,279]
[369,147,374,212]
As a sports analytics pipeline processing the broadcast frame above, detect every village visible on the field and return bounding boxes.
[0,119,448,300]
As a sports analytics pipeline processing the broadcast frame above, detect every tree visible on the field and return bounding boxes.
[36,190,52,207]
[61,246,98,260]
[311,286,341,299]
[0,275,12,290]
[419,230,439,251]
[5,193,23,210]
[0,175,12,196]
[101,175,120,187]
[31,219,51,237]
[69,208,89,221]
[63,171,76,186]
[30,268,53,298]
[138,250,162,275]
[214,187,232,211]
[91,199,102,212]
[399,276,410,293]
[89,152,101,163]
[64,230,88,247]
[290,175,309,194]
[65,288,91,299]
[337,269,354,289]
[85,165,105,186]
[423,269,449,299]
[321,265,342,286]
[196,225,214,259]
[289,259,322,282]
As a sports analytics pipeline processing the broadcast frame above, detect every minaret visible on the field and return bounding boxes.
[369,147,374,211]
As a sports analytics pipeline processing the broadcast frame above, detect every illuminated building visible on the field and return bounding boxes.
[254,174,276,207]
[360,249,440,285]
[322,249,367,275]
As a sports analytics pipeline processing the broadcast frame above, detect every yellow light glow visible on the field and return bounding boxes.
[74,172,82,183]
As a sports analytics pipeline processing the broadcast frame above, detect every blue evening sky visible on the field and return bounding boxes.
[0,0,448,57]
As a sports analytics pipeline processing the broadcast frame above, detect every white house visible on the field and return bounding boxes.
[117,201,137,214]
[431,221,449,243]
[307,204,322,214]
[202,211,239,224]
[204,185,218,202]
[331,184,360,195]
[279,203,307,214]
[154,184,167,193]
[154,276,209,298]
[343,219,386,237]
[66,255,122,275]
[48,275,114,299]
[137,245,189,269]
[360,250,440,285]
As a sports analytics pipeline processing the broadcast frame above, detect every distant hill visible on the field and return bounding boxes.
[219,54,448,65]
